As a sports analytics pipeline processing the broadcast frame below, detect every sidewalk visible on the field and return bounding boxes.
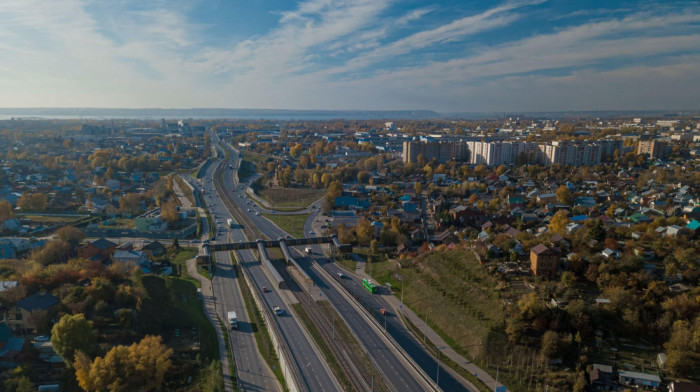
[354,257,506,392]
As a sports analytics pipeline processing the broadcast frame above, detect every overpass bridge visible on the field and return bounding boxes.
[208,235,352,288]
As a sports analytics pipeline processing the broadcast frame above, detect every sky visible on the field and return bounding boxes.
[1,0,699,113]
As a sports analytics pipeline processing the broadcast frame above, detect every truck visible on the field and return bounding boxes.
[304,246,312,254]
[227,218,234,228]
[227,311,238,329]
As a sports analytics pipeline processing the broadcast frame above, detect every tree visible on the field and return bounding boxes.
[355,218,373,245]
[548,210,569,235]
[327,181,343,198]
[51,313,97,367]
[0,199,13,221]
[540,331,563,359]
[289,143,304,158]
[172,237,180,249]
[414,182,423,195]
[588,219,606,242]
[75,335,172,392]
[17,193,48,212]
[357,171,370,184]
[321,173,331,188]
[160,198,179,224]
[665,317,700,377]
[56,226,85,247]
[370,239,379,255]
[556,185,573,205]
[3,366,34,392]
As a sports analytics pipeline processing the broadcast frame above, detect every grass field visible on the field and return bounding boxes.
[262,213,310,239]
[260,187,325,209]
[21,214,86,224]
[169,247,200,287]
[370,250,505,360]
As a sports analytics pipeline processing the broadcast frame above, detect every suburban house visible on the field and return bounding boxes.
[78,237,117,261]
[112,249,149,268]
[618,370,661,389]
[139,240,166,257]
[530,244,560,277]
[4,291,59,333]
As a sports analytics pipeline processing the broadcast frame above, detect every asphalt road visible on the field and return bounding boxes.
[213,144,438,391]
[302,213,474,392]
[205,145,339,392]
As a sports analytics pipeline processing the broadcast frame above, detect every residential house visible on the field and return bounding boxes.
[530,244,559,277]
[78,237,117,261]
[4,291,59,333]
[618,370,661,389]
[0,281,18,292]
[0,323,24,362]
[112,249,148,268]
[589,363,617,390]
[139,240,166,257]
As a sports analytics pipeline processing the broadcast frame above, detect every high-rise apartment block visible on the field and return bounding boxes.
[402,139,614,166]
[637,140,667,159]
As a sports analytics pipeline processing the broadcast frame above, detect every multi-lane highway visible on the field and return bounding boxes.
[212,140,461,392]
[203,142,340,391]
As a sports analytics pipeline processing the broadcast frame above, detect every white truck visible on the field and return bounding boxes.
[227,218,234,228]
[304,246,312,254]
[227,311,238,329]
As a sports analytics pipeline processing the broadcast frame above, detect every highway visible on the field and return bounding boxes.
[215,142,453,392]
[204,141,339,391]
[303,216,475,392]
[195,156,282,392]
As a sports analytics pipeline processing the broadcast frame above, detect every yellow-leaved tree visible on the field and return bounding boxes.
[75,335,172,392]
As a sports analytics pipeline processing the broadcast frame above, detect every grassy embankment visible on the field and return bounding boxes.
[370,249,514,391]
[262,213,310,239]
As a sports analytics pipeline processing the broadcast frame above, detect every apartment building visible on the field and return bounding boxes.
[637,140,667,159]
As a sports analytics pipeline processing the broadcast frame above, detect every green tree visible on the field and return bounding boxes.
[588,219,606,242]
[540,330,563,359]
[51,313,97,367]
[3,366,34,392]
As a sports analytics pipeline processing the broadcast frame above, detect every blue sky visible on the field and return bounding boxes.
[1,0,699,112]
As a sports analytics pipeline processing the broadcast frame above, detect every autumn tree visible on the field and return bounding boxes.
[665,317,700,377]
[414,182,423,195]
[355,218,373,245]
[0,199,13,221]
[556,185,573,206]
[17,193,48,212]
[51,313,97,367]
[289,143,304,158]
[75,335,172,392]
[56,226,85,247]
[160,198,180,224]
[357,171,370,184]
[327,181,343,198]
[548,210,569,235]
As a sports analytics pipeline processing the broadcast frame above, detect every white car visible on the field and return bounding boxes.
[273,306,283,316]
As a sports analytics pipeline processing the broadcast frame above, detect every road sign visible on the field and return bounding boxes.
[496,386,506,392]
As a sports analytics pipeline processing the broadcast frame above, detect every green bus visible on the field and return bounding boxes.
[363,278,377,294]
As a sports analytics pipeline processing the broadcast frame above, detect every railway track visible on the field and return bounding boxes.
[213,157,390,392]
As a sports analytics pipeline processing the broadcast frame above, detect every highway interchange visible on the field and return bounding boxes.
[196,135,476,392]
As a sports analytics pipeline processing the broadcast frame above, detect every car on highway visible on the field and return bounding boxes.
[261,287,269,293]
[308,231,315,235]
[337,272,345,279]
[273,306,283,316]
[255,212,260,216]
[379,308,388,316]
[247,209,251,212]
